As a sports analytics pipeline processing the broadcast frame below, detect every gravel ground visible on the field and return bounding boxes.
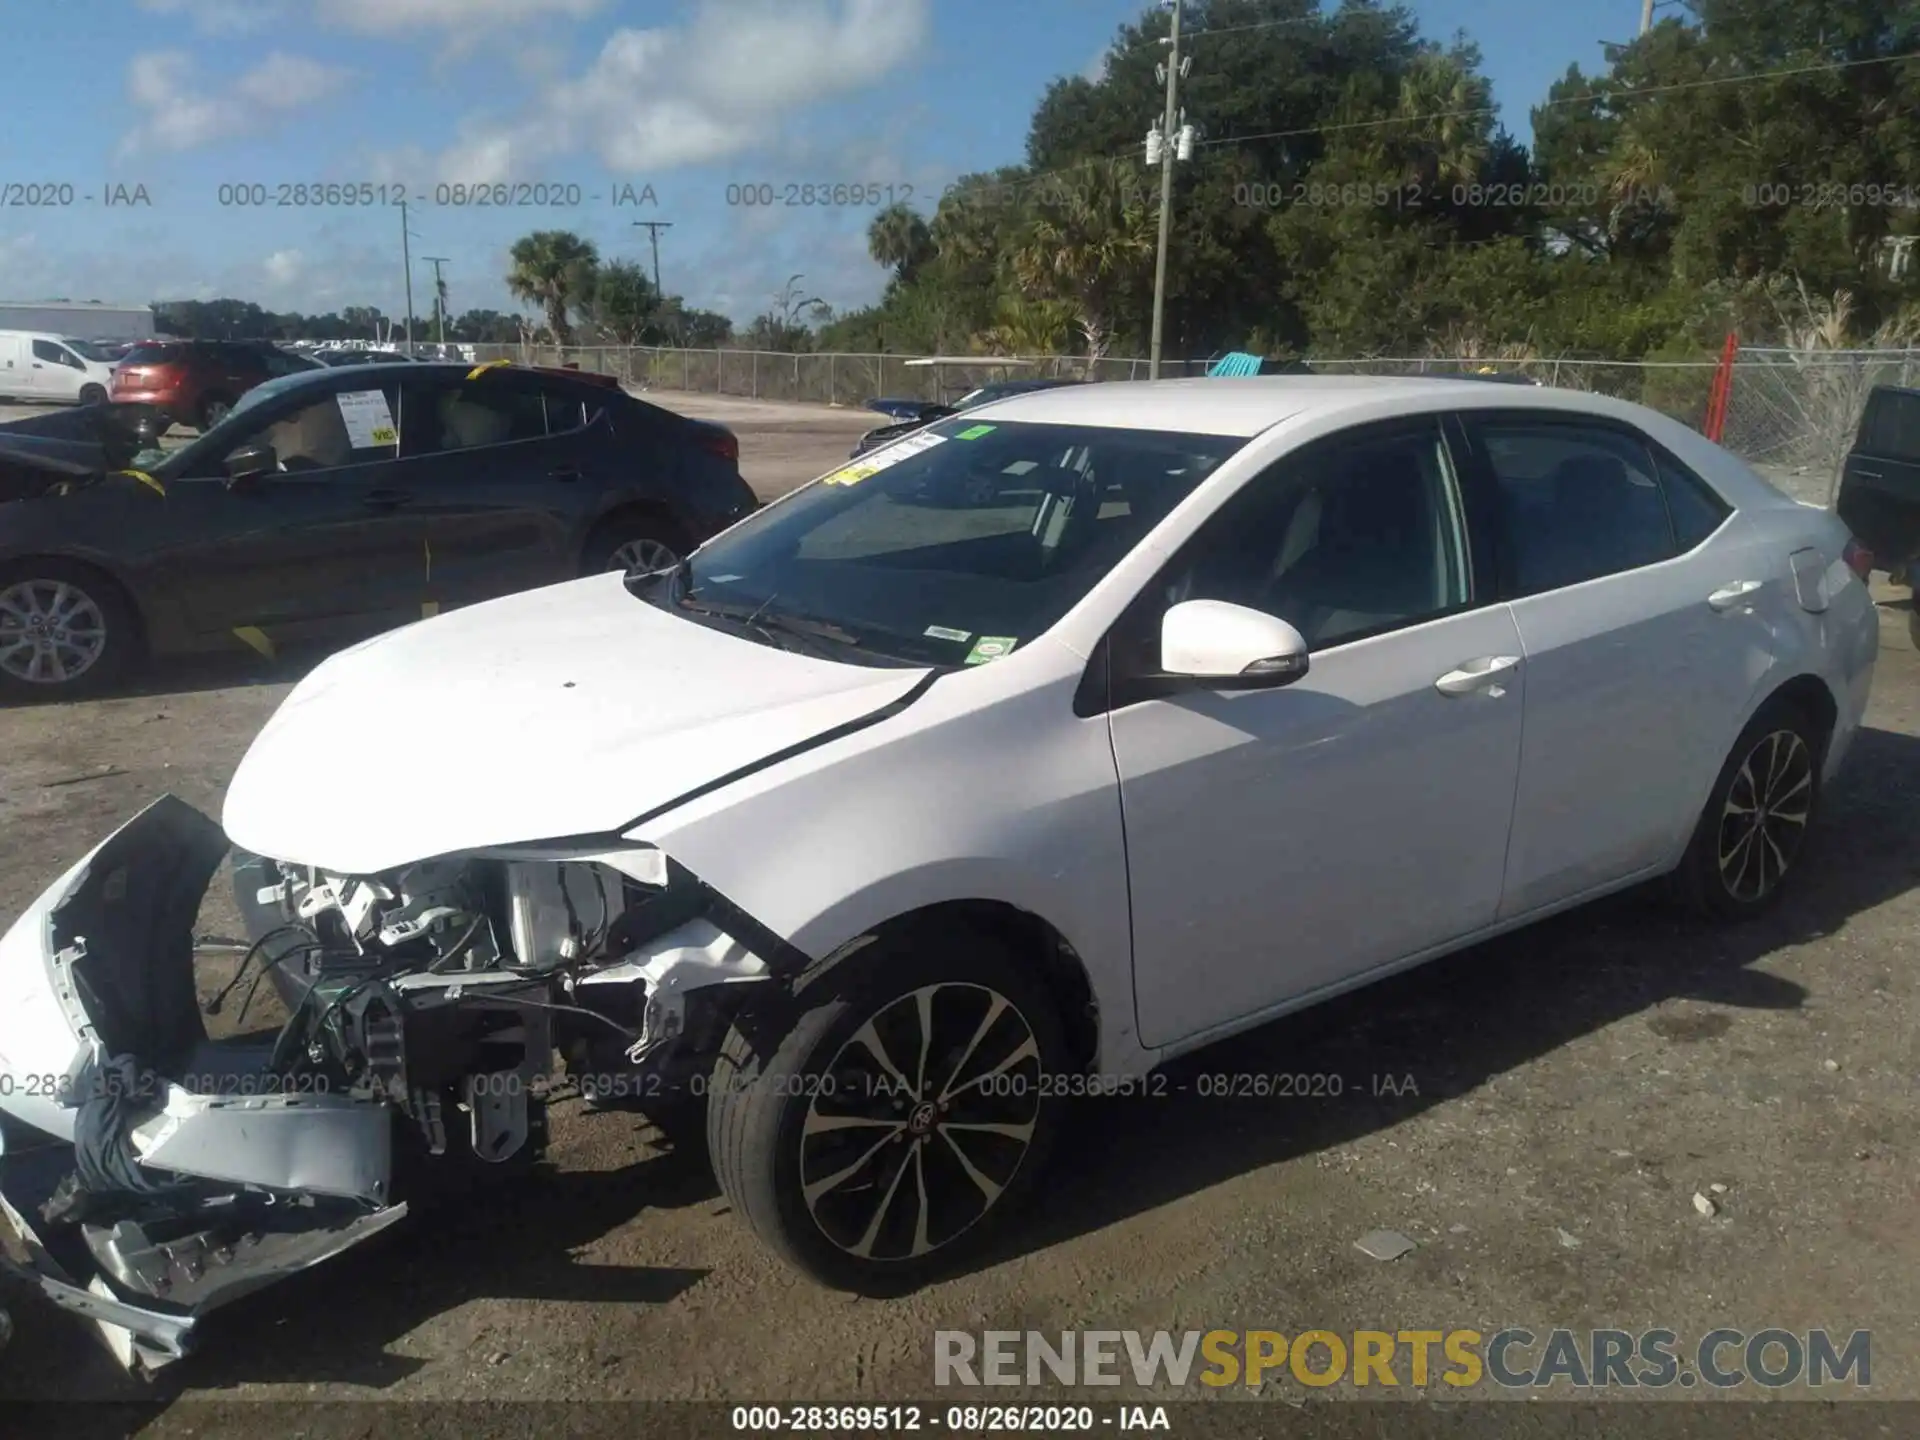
[0,395,1914,1433]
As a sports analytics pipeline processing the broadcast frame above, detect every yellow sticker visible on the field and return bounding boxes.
[822,463,882,486]
[116,468,165,496]
[370,425,397,445]
[466,359,512,380]
[421,600,440,619]
[232,626,275,659]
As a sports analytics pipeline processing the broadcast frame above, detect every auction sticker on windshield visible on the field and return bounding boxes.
[337,389,398,449]
[955,424,996,440]
[964,636,1018,665]
[822,430,947,486]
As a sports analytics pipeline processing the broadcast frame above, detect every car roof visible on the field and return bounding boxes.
[964,374,1662,437]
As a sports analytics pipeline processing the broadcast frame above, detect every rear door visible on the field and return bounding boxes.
[1455,411,1753,918]
[394,372,598,607]
[152,377,433,643]
[1836,387,1920,570]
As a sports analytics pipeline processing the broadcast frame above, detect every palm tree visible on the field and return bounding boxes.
[506,231,600,348]
[1393,54,1493,191]
[1010,158,1156,364]
[979,294,1075,356]
[867,203,934,282]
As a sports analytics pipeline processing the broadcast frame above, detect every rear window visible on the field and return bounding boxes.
[120,342,182,365]
[1859,389,1920,463]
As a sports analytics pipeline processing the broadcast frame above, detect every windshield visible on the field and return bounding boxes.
[653,418,1247,667]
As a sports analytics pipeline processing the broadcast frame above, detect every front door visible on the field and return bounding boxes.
[152,379,431,643]
[1108,417,1527,1048]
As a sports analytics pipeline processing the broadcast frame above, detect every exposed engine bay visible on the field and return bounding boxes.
[0,795,796,1376]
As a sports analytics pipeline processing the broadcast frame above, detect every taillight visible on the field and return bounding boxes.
[1843,537,1874,582]
[702,430,739,465]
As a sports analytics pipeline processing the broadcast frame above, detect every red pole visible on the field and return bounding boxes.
[1705,331,1739,441]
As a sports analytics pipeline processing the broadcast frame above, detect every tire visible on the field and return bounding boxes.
[707,926,1068,1294]
[198,393,234,431]
[582,513,690,576]
[0,558,139,701]
[1668,696,1823,920]
[78,384,107,406]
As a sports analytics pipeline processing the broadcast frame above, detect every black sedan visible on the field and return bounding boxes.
[0,362,753,698]
[850,377,1083,457]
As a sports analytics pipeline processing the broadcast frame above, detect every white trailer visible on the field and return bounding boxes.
[0,301,155,341]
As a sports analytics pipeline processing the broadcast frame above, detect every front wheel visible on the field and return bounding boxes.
[1669,697,1823,919]
[0,560,138,700]
[78,383,107,406]
[707,929,1068,1293]
[198,393,234,431]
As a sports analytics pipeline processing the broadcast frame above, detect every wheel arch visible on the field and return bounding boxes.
[0,551,151,654]
[1759,671,1840,766]
[832,899,1101,1076]
[580,500,692,569]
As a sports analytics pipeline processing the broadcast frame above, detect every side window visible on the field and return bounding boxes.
[1655,449,1731,551]
[1155,421,1471,652]
[1477,421,1674,598]
[32,339,71,366]
[540,386,589,433]
[402,382,549,456]
[1861,390,1920,463]
[231,386,400,472]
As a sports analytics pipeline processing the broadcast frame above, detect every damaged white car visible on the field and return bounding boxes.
[0,379,1878,1373]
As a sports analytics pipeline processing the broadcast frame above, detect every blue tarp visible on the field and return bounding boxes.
[1207,352,1264,377]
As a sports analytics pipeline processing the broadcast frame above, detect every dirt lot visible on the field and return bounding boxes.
[0,395,1916,1431]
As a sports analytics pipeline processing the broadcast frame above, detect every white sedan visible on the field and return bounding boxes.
[0,377,1878,1367]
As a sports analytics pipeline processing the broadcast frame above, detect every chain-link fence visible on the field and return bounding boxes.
[458,343,1218,402]
[467,341,1920,503]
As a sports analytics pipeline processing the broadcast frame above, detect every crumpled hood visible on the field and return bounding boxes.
[222,573,932,874]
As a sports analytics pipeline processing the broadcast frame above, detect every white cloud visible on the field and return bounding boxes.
[0,233,407,316]
[263,250,304,285]
[317,0,603,34]
[411,0,932,183]
[122,50,352,155]
[135,0,290,35]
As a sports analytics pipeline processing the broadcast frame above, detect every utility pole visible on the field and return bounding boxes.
[422,256,450,345]
[399,199,417,354]
[1639,0,1654,32]
[632,220,672,297]
[1147,0,1185,380]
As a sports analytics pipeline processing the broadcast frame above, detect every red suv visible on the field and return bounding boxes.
[110,339,321,431]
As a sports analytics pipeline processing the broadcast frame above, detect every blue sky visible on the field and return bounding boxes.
[0,0,1624,327]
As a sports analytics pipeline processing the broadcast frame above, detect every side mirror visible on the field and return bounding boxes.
[225,442,276,485]
[1159,599,1309,689]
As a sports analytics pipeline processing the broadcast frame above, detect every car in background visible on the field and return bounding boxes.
[851,377,1083,457]
[0,402,172,497]
[0,331,120,405]
[109,339,324,431]
[0,361,752,697]
[317,349,417,366]
[1836,385,1920,578]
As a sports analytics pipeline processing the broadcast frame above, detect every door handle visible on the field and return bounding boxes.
[363,488,411,509]
[1708,579,1764,611]
[1852,467,1883,479]
[1434,655,1521,696]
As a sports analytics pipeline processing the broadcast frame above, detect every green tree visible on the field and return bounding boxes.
[585,259,660,346]
[867,202,935,283]
[1010,158,1157,362]
[506,230,601,347]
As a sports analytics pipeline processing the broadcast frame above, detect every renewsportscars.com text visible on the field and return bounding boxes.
[933,1328,1871,1391]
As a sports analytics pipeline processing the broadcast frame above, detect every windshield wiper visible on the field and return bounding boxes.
[675,595,862,657]
[621,554,689,598]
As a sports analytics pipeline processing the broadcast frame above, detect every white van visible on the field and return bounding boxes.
[0,330,119,405]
